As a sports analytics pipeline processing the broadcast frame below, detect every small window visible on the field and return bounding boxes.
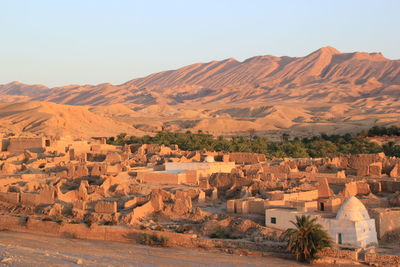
[271,217,276,224]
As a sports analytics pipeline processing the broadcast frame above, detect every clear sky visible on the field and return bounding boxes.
[1,0,399,87]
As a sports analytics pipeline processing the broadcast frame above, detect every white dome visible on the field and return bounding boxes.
[204,156,215,163]
[336,196,370,221]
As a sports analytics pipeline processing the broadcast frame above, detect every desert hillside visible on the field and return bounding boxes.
[0,47,399,137]
[0,101,144,139]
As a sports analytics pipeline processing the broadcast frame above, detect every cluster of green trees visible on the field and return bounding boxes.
[107,128,400,158]
[367,125,400,137]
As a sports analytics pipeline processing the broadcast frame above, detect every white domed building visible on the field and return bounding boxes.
[318,197,378,247]
[265,196,378,248]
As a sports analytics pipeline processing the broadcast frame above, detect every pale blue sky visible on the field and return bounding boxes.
[1,0,399,87]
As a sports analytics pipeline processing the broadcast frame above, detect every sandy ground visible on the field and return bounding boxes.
[0,231,356,267]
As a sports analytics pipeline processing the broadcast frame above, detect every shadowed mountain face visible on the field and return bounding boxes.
[0,47,399,138]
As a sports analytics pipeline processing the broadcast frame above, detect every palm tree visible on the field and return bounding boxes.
[281,215,332,262]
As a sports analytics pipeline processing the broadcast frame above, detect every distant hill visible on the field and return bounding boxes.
[0,101,144,138]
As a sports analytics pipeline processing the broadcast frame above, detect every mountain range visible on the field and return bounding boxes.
[0,46,399,138]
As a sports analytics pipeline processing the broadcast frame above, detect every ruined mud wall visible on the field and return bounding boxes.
[365,252,400,266]
[370,208,400,239]
[137,172,185,184]
[380,180,400,193]
[316,247,359,261]
[7,137,44,153]
[228,153,266,164]
[0,215,287,254]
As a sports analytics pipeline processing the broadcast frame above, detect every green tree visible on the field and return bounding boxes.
[282,133,290,142]
[383,142,400,157]
[281,215,332,262]
[306,139,338,157]
[278,141,309,158]
[106,126,387,158]
[349,138,382,154]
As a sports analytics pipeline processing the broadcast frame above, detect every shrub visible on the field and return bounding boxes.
[137,233,169,247]
[209,227,227,239]
[209,227,238,239]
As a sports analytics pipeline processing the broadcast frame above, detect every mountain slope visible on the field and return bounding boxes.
[0,47,399,137]
[0,46,398,107]
[0,101,144,138]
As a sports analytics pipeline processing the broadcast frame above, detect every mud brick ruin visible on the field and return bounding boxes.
[1,135,400,265]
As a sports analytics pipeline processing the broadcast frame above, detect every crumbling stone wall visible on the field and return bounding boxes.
[370,208,400,239]
[327,156,349,169]
[89,163,107,176]
[228,153,266,164]
[389,163,400,177]
[316,247,359,261]
[86,153,106,162]
[317,197,343,213]
[381,180,400,193]
[262,164,290,180]
[20,186,55,206]
[137,171,186,184]
[340,181,371,197]
[105,152,122,164]
[266,190,319,201]
[368,181,381,194]
[209,173,251,191]
[66,164,89,179]
[365,252,400,266]
[0,192,20,205]
[94,201,117,214]
[1,138,10,152]
[349,153,385,176]
[6,137,45,153]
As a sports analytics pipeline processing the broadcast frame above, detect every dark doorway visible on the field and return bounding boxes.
[320,202,325,211]
[338,233,342,244]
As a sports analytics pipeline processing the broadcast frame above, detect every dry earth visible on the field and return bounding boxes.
[0,231,355,267]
